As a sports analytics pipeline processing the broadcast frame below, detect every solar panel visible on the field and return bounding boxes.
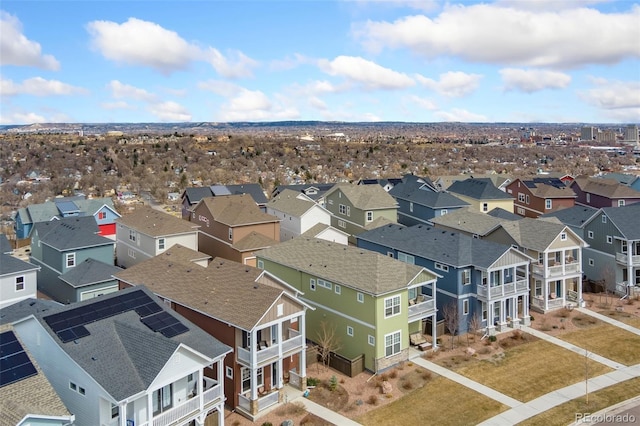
[141,311,188,338]
[55,200,80,214]
[0,331,38,387]
[160,323,189,338]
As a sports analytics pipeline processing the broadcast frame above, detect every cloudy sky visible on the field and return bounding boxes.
[1,0,639,124]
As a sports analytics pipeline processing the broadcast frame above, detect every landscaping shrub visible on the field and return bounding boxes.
[389,369,398,379]
[329,375,338,392]
[479,346,491,355]
[367,394,379,405]
[402,380,414,390]
[306,377,319,386]
[261,422,273,426]
[488,335,497,342]
[421,370,432,381]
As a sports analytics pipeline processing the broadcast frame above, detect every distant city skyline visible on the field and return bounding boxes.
[1,0,639,125]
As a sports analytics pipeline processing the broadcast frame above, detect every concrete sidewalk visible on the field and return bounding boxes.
[576,307,640,337]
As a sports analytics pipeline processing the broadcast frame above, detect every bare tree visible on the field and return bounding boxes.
[315,320,342,372]
[442,302,459,350]
[467,314,481,347]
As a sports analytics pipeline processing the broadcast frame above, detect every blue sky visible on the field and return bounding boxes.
[1,0,639,124]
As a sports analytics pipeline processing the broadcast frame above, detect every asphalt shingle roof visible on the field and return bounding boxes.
[267,189,318,217]
[539,205,599,229]
[389,176,469,209]
[199,194,279,226]
[498,217,574,252]
[599,203,640,240]
[487,208,521,221]
[431,208,506,236]
[116,206,200,237]
[272,184,336,202]
[21,197,117,225]
[257,237,434,295]
[572,176,640,199]
[58,258,122,288]
[33,216,114,251]
[225,184,268,205]
[183,187,214,205]
[517,177,576,198]
[326,183,398,210]
[0,253,40,276]
[448,178,513,200]
[0,234,12,254]
[233,231,278,251]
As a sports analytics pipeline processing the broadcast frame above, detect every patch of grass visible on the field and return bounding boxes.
[598,310,640,328]
[274,401,307,416]
[300,413,334,426]
[572,314,598,328]
[307,382,349,411]
[518,377,640,426]
[558,322,640,366]
[453,339,612,401]
[358,376,507,426]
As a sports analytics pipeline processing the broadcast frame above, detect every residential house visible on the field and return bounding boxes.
[431,208,512,238]
[539,205,599,240]
[300,223,349,245]
[2,286,231,426]
[271,183,336,206]
[571,176,640,208]
[0,252,40,309]
[30,216,116,303]
[257,237,439,372]
[387,174,469,226]
[357,177,403,192]
[357,224,532,335]
[188,194,280,266]
[0,324,75,426]
[115,249,309,420]
[434,174,512,192]
[581,203,640,296]
[181,184,268,218]
[487,207,522,221]
[447,178,514,214]
[266,189,331,241]
[14,196,120,240]
[507,177,576,218]
[1,233,12,254]
[599,172,640,192]
[324,183,398,244]
[484,218,588,312]
[116,206,200,269]
[58,258,123,302]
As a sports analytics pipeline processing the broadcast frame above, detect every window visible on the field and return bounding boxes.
[257,259,264,269]
[440,209,448,216]
[409,202,414,213]
[277,303,284,316]
[79,386,85,395]
[384,331,401,357]
[517,207,525,215]
[338,220,346,228]
[366,211,373,222]
[434,262,449,272]
[602,215,607,223]
[129,229,136,242]
[317,279,332,290]
[619,200,626,207]
[588,258,594,266]
[545,199,552,209]
[607,235,613,244]
[241,368,263,394]
[66,253,76,268]
[228,228,233,241]
[398,252,415,264]
[310,278,316,291]
[335,285,341,295]
[387,251,394,257]
[588,230,594,239]
[535,280,542,297]
[347,326,354,336]
[481,271,488,286]
[15,276,25,291]
[111,404,119,419]
[518,193,525,202]
[347,206,351,216]
[339,204,347,215]
[357,292,364,303]
[153,384,173,415]
[158,238,165,250]
[368,335,375,346]
[463,299,469,315]
[384,295,401,318]
[482,203,488,212]
[482,302,487,321]
[98,211,107,220]
[462,269,471,285]
[560,232,567,241]
[587,193,591,203]
[525,194,530,204]
[69,382,77,391]
[128,248,136,259]
[622,240,628,253]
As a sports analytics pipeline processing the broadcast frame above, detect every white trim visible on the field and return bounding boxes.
[383,294,401,318]
[300,297,375,329]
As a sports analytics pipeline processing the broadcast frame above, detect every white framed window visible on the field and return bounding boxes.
[335,285,341,295]
[66,252,76,268]
[525,194,530,204]
[328,199,333,205]
[128,248,136,258]
[368,335,375,346]
[481,271,488,286]
[257,259,264,269]
[518,193,525,202]
[545,199,552,209]
[277,303,284,317]
[310,278,316,291]
[357,292,364,303]
[560,232,567,241]
[79,386,85,396]
[339,204,347,215]
[409,202,414,213]
[535,280,542,297]
[588,230,594,239]
[15,276,25,291]
[517,207,525,215]
[158,238,165,250]
[317,279,332,290]
[463,299,469,315]
[618,200,626,207]
[338,220,346,228]
[398,252,415,264]
[440,209,448,216]
[588,258,594,266]
[602,215,607,223]
[622,240,628,253]
[482,302,487,321]
[111,403,119,419]
[241,367,263,394]
[98,211,107,220]
[462,269,471,285]
[69,381,77,391]
[347,326,354,336]
[153,384,172,415]
[387,251,394,257]
[366,211,373,222]
[482,203,488,212]
[434,262,449,272]
[228,228,233,240]
[607,235,613,244]
[129,229,136,242]
[347,206,351,216]
[384,295,401,318]
[384,331,401,357]
[587,193,591,203]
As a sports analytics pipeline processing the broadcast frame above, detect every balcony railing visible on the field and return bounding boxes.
[477,279,528,299]
[616,253,640,266]
[152,384,222,426]
[238,329,304,367]
[408,298,436,321]
[532,296,565,311]
[533,262,580,277]
[238,390,280,413]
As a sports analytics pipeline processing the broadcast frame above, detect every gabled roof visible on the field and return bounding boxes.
[497,218,584,252]
[0,234,13,254]
[183,184,268,207]
[431,208,505,236]
[539,205,599,229]
[115,256,293,331]
[389,176,469,209]
[357,224,529,269]
[225,184,268,205]
[448,178,513,200]
[182,187,214,205]
[435,174,512,191]
[487,207,521,221]
[116,206,199,237]
[0,325,73,425]
[301,223,349,239]
[33,216,113,251]
[28,286,230,402]
[572,176,640,199]
[58,258,122,288]
[514,177,576,199]
[0,253,40,276]
[272,184,336,202]
[257,237,435,295]
[267,189,318,217]
[233,231,278,252]
[21,197,118,225]
[197,194,279,227]
[326,183,398,210]
[158,244,211,265]
[600,172,640,186]
[597,203,640,240]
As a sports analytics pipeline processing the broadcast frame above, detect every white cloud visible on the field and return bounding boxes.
[435,108,487,122]
[407,95,438,111]
[0,12,60,70]
[579,78,640,110]
[496,0,610,11]
[354,4,640,69]
[0,111,47,124]
[197,80,242,97]
[101,101,135,110]
[269,53,313,71]
[218,89,300,121]
[107,80,156,102]
[0,77,87,97]
[309,96,328,110]
[87,17,257,77]
[147,101,192,122]
[318,56,415,90]
[416,71,482,97]
[500,68,572,93]
[349,0,439,12]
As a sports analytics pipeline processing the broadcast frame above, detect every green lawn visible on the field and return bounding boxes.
[357,375,507,426]
[518,377,640,426]
[451,339,612,402]
[558,322,640,366]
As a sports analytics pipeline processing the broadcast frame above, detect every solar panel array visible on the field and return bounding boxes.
[43,290,187,343]
[140,311,189,338]
[0,330,38,387]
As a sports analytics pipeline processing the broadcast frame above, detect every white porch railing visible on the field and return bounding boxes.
[532,297,565,311]
[289,370,302,389]
[152,384,222,426]
[477,279,528,299]
[533,263,580,277]
[408,298,436,321]
[238,330,304,367]
[616,253,640,266]
[258,391,279,411]
[238,394,251,412]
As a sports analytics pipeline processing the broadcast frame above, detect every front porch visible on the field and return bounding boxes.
[483,295,531,336]
[531,276,583,313]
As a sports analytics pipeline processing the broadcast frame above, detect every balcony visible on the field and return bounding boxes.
[477,279,528,300]
[408,296,436,322]
[238,390,279,414]
[616,253,640,266]
[532,296,565,311]
[238,329,304,367]
[152,381,222,426]
[533,261,580,277]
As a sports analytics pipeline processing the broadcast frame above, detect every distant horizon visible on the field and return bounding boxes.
[2,0,639,124]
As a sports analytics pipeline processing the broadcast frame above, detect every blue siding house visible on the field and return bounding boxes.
[357,224,533,335]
